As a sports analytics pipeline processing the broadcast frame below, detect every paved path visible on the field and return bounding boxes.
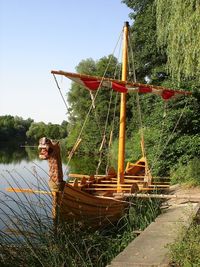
[108,186,200,267]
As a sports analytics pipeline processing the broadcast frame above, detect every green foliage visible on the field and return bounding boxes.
[0,115,33,145]
[156,0,200,82]
[170,158,200,186]
[169,221,200,266]
[66,155,102,175]
[123,0,167,82]
[0,115,68,147]
[26,121,68,142]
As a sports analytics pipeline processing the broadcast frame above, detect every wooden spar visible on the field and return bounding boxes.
[50,71,192,96]
[117,21,129,192]
[113,192,200,201]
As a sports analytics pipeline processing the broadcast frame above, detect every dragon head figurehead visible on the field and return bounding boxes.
[38,137,59,160]
[38,137,65,191]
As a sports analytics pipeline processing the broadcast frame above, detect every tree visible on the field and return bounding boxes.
[0,115,33,144]
[26,122,47,141]
[122,0,167,83]
[155,0,200,82]
[26,121,68,142]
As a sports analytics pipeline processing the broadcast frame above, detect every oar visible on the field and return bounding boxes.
[6,187,51,195]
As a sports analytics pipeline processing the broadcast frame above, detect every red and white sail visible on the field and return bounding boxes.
[51,70,191,100]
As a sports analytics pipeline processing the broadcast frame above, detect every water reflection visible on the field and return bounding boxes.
[0,145,105,174]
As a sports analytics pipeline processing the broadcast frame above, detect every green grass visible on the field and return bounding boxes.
[169,213,200,267]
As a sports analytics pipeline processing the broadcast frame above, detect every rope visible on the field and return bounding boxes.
[53,74,68,111]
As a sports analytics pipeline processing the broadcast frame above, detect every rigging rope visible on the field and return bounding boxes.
[53,74,69,111]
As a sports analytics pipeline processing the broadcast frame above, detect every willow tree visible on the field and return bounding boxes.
[155,0,200,82]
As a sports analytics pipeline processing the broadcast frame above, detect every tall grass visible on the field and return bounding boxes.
[0,166,161,267]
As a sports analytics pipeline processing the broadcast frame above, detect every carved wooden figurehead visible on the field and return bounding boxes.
[38,137,65,192]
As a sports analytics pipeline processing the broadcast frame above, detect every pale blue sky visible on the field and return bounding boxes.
[0,0,131,124]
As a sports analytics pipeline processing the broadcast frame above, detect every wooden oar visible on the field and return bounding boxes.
[6,187,51,195]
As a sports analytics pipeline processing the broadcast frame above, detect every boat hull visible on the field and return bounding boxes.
[55,184,128,228]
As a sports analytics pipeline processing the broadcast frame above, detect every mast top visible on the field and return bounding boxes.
[124,21,129,27]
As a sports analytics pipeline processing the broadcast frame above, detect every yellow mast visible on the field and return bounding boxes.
[117,21,129,192]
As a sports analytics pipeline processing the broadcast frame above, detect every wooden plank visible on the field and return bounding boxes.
[60,198,125,215]
[83,188,127,191]
[87,184,133,187]
[62,184,123,206]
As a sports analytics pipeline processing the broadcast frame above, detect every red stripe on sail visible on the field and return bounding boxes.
[162,89,175,100]
[112,82,127,93]
[138,86,152,93]
[81,78,100,91]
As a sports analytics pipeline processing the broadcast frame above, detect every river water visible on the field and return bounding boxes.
[0,146,104,234]
[0,147,60,232]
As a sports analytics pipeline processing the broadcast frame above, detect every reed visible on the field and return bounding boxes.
[0,166,161,267]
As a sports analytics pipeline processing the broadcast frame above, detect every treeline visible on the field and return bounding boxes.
[65,0,200,181]
[0,115,68,146]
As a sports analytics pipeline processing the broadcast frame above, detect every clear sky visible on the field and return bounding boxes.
[0,0,131,124]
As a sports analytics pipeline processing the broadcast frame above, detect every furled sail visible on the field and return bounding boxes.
[51,70,191,100]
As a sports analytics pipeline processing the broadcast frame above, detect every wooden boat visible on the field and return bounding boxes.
[9,22,191,228]
[38,22,191,227]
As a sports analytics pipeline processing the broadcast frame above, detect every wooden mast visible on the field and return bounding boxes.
[117,21,129,192]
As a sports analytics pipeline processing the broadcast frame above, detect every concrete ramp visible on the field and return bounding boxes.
[108,192,200,267]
